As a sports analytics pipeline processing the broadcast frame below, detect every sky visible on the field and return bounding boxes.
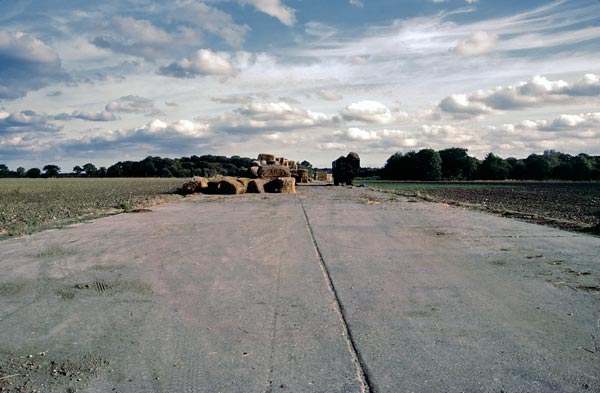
[1,0,599,170]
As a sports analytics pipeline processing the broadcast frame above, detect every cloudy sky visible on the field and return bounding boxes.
[1,0,599,169]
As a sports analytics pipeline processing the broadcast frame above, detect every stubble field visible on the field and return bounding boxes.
[364,180,600,232]
[0,178,183,238]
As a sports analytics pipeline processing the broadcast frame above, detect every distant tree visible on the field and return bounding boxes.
[16,167,26,177]
[26,168,42,178]
[416,149,442,180]
[0,164,9,177]
[82,163,97,176]
[479,153,509,180]
[571,154,593,180]
[300,160,313,169]
[73,165,83,175]
[524,154,551,180]
[98,167,107,177]
[506,157,526,180]
[43,164,61,177]
[439,148,476,180]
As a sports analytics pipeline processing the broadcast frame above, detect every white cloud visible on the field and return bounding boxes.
[349,0,364,8]
[159,49,239,78]
[341,100,393,124]
[305,22,337,39]
[0,30,66,99]
[170,2,249,47]
[105,95,156,113]
[316,89,343,101]
[115,17,171,46]
[214,102,337,133]
[450,31,497,55]
[72,110,119,122]
[497,112,600,133]
[343,127,380,141]
[437,74,600,118]
[239,0,296,26]
[0,110,61,134]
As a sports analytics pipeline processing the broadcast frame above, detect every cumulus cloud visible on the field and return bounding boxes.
[437,74,600,118]
[450,31,497,55]
[0,30,67,100]
[239,0,296,26]
[0,110,62,134]
[496,112,600,133]
[316,89,343,101]
[159,49,238,78]
[71,110,119,122]
[214,102,337,134]
[340,127,380,141]
[341,100,393,124]
[349,0,364,8]
[66,119,210,153]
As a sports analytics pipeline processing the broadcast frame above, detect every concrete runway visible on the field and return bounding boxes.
[0,185,598,392]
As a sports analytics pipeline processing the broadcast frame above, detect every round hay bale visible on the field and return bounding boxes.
[247,179,267,193]
[258,165,291,179]
[206,175,225,194]
[218,177,246,194]
[237,177,251,188]
[179,176,209,194]
[265,177,296,193]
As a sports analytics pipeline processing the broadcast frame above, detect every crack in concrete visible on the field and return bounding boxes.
[299,199,375,393]
[264,241,283,393]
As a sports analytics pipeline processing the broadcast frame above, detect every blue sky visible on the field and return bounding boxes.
[1,0,599,169]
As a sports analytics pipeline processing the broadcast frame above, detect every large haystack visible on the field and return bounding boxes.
[265,177,296,193]
[259,165,291,179]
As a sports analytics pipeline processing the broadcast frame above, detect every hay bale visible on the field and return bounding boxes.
[297,169,309,183]
[258,165,291,179]
[206,175,225,194]
[265,177,296,193]
[247,179,267,193]
[179,176,208,194]
[237,177,251,188]
[258,153,275,162]
[218,177,246,194]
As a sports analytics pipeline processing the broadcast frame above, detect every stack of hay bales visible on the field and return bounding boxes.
[179,152,300,195]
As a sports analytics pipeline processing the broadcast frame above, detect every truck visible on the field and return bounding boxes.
[332,152,360,186]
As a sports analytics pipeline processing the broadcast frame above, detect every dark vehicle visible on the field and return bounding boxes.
[332,152,360,186]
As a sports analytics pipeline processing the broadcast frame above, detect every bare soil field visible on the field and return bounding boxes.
[365,181,600,233]
[1,184,598,392]
[0,178,183,238]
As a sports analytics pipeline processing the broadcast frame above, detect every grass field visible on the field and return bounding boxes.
[362,180,600,232]
[0,178,183,238]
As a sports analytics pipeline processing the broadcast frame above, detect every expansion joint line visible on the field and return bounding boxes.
[299,199,375,393]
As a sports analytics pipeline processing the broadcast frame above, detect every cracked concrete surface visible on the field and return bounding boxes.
[1,185,599,392]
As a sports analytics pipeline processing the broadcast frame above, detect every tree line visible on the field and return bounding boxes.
[2,149,599,180]
[381,148,600,181]
[0,155,255,178]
